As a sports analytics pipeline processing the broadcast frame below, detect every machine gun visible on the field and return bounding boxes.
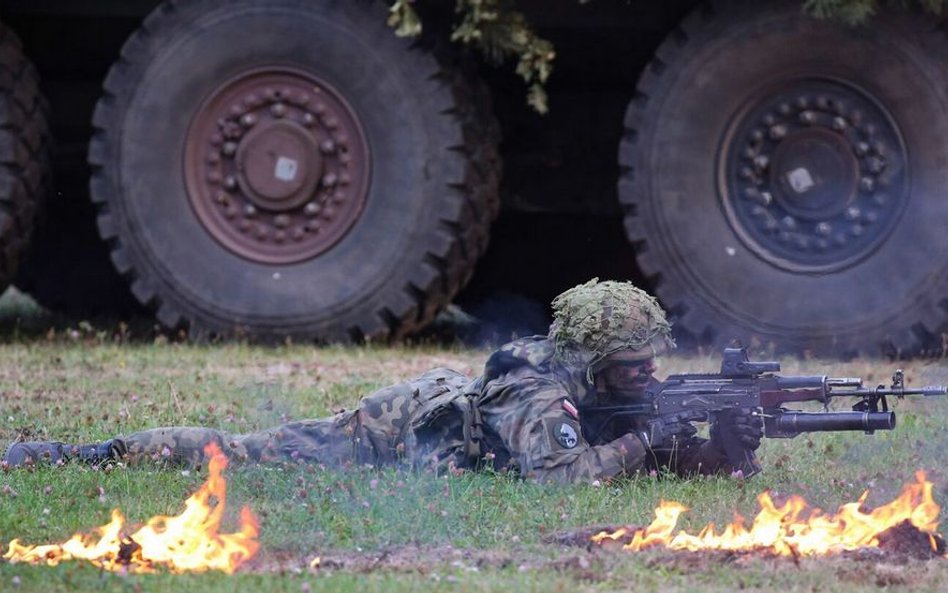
[579,347,947,477]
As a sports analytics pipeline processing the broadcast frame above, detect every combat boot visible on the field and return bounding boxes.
[3,439,127,467]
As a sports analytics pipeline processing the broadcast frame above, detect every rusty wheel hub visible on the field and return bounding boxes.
[184,68,369,264]
[719,79,907,273]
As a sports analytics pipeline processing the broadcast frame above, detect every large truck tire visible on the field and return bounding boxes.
[0,21,48,295]
[620,1,948,356]
[89,0,499,342]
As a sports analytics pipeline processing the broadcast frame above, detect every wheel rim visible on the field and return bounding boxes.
[184,68,370,264]
[718,78,908,274]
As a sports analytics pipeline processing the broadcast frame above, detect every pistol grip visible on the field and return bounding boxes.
[720,431,762,478]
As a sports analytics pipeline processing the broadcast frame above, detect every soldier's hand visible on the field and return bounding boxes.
[639,414,698,452]
[710,408,763,452]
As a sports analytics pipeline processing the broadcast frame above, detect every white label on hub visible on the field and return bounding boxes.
[785,167,815,194]
[274,156,299,182]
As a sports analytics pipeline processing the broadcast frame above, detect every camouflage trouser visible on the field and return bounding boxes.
[118,368,471,467]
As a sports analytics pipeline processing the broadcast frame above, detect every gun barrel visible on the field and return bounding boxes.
[848,386,948,397]
[772,411,896,434]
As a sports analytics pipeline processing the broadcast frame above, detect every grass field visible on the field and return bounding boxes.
[0,294,947,592]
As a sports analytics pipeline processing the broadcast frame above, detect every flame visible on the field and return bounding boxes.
[594,471,942,556]
[3,443,259,573]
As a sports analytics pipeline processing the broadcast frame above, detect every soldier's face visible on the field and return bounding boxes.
[596,357,657,399]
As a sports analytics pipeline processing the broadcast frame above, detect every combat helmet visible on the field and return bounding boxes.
[549,278,675,377]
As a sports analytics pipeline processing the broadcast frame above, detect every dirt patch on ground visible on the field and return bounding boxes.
[545,524,639,548]
[245,543,608,582]
[242,522,946,580]
[549,521,947,561]
[233,540,948,593]
[876,520,946,560]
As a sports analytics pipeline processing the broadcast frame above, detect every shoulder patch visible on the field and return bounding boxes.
[544,418,581,450]
[554,422,579,448]
[562,399,580,420]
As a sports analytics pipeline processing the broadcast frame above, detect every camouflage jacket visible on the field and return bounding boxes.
[406,336,733,483]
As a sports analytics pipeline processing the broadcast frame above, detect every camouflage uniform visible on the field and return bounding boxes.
[119,367,471,470]
[117,336,732,483]
[4,279,747,483]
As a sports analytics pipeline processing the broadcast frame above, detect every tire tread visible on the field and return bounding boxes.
[89,0,501,343]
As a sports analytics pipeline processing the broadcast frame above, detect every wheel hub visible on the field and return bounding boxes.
[236,120,323,211]
[719,79,907,273]
[184,68,370,264]
[771,128,859,219]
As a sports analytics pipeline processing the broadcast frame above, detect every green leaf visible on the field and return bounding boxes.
[387,0,423,38]
[527,83,549,114]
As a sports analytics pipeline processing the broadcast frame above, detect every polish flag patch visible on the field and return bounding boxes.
[562,399,580,420]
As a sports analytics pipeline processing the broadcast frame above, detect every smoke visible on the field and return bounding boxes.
[425,292,550,347]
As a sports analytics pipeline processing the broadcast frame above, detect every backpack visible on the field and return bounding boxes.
[402,368,485,472]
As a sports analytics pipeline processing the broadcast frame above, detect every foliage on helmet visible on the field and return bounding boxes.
[549,278,674,370]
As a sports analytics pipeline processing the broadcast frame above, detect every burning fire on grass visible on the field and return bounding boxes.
[3,443,259,573]
[593,471,946,557]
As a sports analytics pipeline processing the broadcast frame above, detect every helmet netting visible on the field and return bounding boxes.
[549,278,674,375]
